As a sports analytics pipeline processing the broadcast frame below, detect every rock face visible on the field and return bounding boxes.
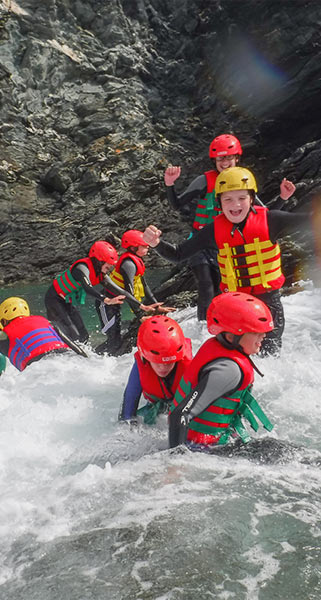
[0,0,321,287]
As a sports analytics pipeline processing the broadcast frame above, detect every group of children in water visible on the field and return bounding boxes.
[0,133,314,451]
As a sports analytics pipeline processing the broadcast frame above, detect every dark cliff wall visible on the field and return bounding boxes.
[1,0,321,284]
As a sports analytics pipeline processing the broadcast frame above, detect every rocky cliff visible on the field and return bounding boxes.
[1,0,321,286]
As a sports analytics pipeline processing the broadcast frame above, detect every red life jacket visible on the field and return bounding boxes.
[172,337,255,445]
[109,252,146,301]
[134,338,193,404]
[214,206,285,294]
[192,170,220,231]
[4,315,69,371]
[53,257,102,300]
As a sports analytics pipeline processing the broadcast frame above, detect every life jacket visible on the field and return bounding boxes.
[4,315,69,371]
[134,338,193,405]
[214,206,285,294]
[171,337,273,446]
[109,252,146,302]
[192,170,221,231]
[53,258,102,305]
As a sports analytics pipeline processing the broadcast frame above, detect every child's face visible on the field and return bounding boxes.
[101,262,113,274]
[215,155,238,173]
[220,190,251,223]
[136,245,149,257]
[150,361,176,377]
[239,332,266,355]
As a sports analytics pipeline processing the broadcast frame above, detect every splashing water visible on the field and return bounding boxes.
[0,288,321,600]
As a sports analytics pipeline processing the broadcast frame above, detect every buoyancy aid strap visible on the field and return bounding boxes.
[109,270,125,288]
[56,268,86,305]
[10,327,62,370]
[65,287,86,306]
[221,243,237,291]
[137,400,164,424]
[232,418,252,444]
[110,270,145,302]
[239,405,260,431]
[204,190,214,211]
[173,377,192,409]
[57,269,80,294]
[251,238,272,288]
[219,239,282,291]
[242,392,274,431]
[133,276,145,302]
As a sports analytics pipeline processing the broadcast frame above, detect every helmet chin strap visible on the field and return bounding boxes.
[217,333,264,378]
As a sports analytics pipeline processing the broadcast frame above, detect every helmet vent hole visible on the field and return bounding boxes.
[150,349,160,355]
[258,317,268,322]
[168,326,174,331]
[177,344,183,352]
[152,329,160,333]
[213,318,219,324]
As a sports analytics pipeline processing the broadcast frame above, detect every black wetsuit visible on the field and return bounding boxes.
[167,175,285,320]
[95,257,157,355]
[155,209,311,355]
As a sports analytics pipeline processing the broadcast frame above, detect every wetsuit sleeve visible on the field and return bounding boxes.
[141,276,157,303]
[169,358,243,447]
[267,209,312,241]
[268,195,284,210]
[102,275,141,310]
[0,332,9,356]
[167,174,208,210]
[119,359,143,421]
[156,223,217,263]
[71,264,106,301]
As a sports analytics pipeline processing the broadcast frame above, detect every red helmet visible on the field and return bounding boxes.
[207,292,274,336]
[121,230,149,249]
[209,134,242,158]
[137,315,186,363]
[89,241,118,265]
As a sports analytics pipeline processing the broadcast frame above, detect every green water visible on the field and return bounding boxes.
[0,268,172,344]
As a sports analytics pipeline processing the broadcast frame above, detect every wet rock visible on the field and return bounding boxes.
[0,0,320,294]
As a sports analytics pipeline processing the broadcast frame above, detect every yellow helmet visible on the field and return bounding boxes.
[0,297,30,322]
[215,167,258,194]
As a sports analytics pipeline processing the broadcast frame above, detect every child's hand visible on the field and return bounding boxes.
[104,295,125,305]
[155,305,176,314]
[164,165,181,186]
[280,178,296,200]
[140,304,156,313]
[143,225,162,247]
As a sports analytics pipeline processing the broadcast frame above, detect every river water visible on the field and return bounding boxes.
[0,284,321,599]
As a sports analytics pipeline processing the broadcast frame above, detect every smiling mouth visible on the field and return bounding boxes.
[230,209,242,216]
